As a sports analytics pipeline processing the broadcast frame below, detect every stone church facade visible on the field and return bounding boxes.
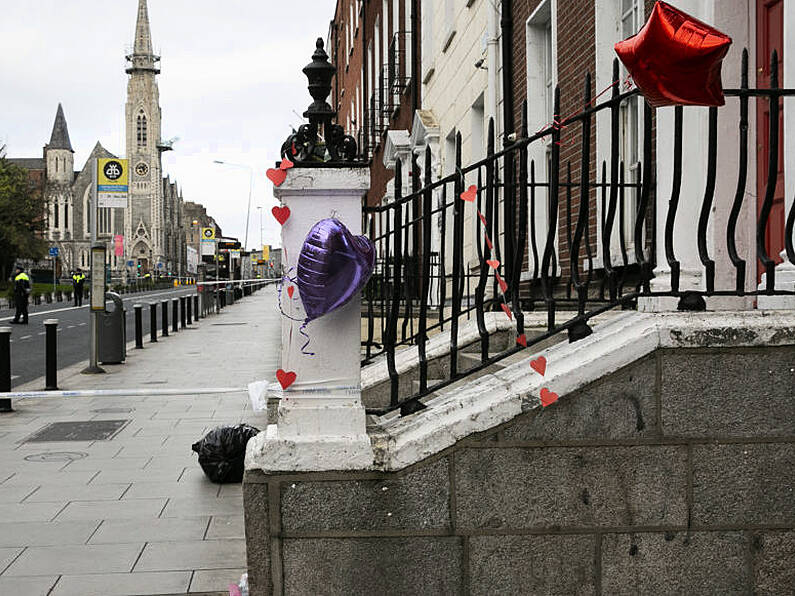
[9,0,185,280]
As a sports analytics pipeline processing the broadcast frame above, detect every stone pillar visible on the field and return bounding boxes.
[245,166,374,472]
[758,0,795,309]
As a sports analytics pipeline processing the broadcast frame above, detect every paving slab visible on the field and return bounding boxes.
[135,539,246,572]
[0,520,100,547]
[189,567,246,593]
[49,571,192,596]
[0,575,59,595]
[0,547,23,574]
[206,515,244,539]
[89,517,211,544]
[0,501,66,523]
[24,483,131,503]
[4,543,144,576]
[55,497,168,521]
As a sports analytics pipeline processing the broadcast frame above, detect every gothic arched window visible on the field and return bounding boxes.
[136,111,148,148]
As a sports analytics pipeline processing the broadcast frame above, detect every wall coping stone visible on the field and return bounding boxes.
[246,309,795,473]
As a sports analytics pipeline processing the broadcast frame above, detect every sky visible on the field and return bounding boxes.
[0,0,337,250]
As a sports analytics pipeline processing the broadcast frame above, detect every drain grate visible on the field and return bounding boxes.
[91,407,135,414]
[24,451,87,462]
[24,420,130,442]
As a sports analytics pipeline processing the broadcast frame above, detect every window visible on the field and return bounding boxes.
[136,111,147,148]
[53,201,59,228]
[619,0,642,244]
[422,0,434,80]
[99,208,112,235]
[64,203,68,230]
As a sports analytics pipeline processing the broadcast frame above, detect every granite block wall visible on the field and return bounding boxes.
[244,346,795,595]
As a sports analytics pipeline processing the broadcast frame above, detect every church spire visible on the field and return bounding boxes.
[48,103,73,152]
[126,0,160,74]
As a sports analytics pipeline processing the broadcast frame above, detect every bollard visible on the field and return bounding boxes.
[186,295,192,325]
[180,296,187,329]
[172,299,179,333]
[0,327,12,412]
[149,303,158,343]
[193,295,199,322]
[134,304,144,349]
[162,300,169,337]
[44,319,58,391]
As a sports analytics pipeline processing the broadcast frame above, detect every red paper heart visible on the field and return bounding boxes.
[516,334,527,347]
[280,157,294,171]
[540,387,558,407]
[276,369,297,390]
[486,259,500,270]
[287,286,295,298]
[495,272,508,294]
[500,303,512,320]
[267,168,287,187]
[530,355,547,376]
[271,205,291,225]
[460,185,477,203]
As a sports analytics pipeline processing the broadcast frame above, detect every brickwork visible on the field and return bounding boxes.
[244,345,795,594]
[330,0,419,207]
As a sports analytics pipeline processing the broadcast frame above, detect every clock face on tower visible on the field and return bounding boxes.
[135,162,149,177]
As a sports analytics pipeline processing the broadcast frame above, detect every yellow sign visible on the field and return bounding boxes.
[202,227,216,240]
[262,245,270,261]
[97,158,129,208]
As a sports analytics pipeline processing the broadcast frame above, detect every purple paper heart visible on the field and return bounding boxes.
[296,218,375,321]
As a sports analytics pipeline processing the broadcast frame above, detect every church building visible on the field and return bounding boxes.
[8,0,186,280]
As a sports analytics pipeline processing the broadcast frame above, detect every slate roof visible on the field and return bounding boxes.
[47,103,73,151]
[6,157,45,170]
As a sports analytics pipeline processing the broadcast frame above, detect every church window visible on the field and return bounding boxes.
[99,208,112,235]
[64,204,68,229]
[137,111,148,148]
[54,202,59,228]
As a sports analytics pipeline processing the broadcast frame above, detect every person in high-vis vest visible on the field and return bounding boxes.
[11,266,31,324]
[71,270,86,306]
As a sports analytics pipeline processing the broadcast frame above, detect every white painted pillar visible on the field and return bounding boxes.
[759,0,795,309]
[245,166,374,472]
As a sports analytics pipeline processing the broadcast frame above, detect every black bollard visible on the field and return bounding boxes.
[0,326,12,412]
[193,295,199,322]
[186,295,192,325]
[172,299,179,333]
[149,303,158,343]
[44,319,58,391]
[180,296,186,329]
[134,304,144,349]
[162,300,169,337]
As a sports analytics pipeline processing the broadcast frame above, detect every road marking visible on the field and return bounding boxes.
[20,335,32,340]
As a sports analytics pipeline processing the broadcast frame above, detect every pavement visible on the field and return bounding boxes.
[0,285,279,596]
[1,287,197,387]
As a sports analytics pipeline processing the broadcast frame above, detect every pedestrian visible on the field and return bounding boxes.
[72,269,85,306]
[11,265,31,324]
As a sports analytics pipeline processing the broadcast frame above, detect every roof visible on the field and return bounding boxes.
[47,103,73,152]
[6,157,45,170]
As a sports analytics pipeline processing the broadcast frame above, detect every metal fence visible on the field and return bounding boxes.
[362,51,795,416]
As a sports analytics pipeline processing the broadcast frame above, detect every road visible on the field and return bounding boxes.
[1,287,198,388]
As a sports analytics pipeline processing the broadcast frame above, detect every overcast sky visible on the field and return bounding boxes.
[0,0,336,250]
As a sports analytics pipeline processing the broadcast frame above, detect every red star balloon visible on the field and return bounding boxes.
[615,1,732,108]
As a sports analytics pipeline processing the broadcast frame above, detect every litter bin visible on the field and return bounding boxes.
[99,291,126,364]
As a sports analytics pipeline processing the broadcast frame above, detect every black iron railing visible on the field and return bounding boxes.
[389,31,412,95]
[362,51,795,415]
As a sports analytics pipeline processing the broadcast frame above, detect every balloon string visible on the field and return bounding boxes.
[277,266,316,357]
[299,321,315,356]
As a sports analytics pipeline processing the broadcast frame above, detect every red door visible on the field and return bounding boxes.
[757,0,785,280]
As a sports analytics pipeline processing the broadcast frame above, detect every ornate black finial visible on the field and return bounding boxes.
[281,38,359,164]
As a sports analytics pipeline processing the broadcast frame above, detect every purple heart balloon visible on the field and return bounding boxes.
[296,218,375,321]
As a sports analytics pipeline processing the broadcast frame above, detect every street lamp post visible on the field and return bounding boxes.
[213,160,254,251]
